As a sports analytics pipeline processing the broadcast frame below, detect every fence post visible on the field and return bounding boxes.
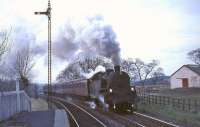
[16,79,21,112]
[182,99,185,111]
[172,98,174,107]
[140,94,142,103]
[194,99,197,112]
[188,99,191,112]
[177,98,180,109]
[141,94,143,103]
[167,97,170,105]
[148,95,150,104]
[163,96,165,105]
[155,95,157,104]
[153,95,155,104]
[159,96,161,105]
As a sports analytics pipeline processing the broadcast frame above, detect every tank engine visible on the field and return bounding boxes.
[88,65,137,112]
[51,65,137,113]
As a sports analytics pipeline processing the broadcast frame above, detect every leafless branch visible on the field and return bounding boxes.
[0,29,11,61]
[14,45,35,87]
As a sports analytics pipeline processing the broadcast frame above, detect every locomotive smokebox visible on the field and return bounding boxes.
[114,65,121,73]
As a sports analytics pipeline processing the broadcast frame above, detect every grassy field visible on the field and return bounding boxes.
[138,102,200,127]
[138,88,200,127]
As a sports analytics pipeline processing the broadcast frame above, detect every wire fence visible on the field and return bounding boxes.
[139,94,200,113]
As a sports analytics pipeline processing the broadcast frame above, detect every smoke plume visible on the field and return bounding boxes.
[0,15,121,82]
[53,16,121,65]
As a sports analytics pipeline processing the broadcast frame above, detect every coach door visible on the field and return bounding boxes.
[182,78,188,88]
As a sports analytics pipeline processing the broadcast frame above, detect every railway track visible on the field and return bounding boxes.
[131,112,179,127]
[53,99,79,127]
[50,95,179,127]
[117,112,179,127]
[65,97,180,127]
[51,97,107,127]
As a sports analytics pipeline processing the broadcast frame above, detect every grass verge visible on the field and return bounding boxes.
[137,102,200,127]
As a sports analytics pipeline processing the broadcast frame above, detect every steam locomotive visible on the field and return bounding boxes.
[51,65,137,113]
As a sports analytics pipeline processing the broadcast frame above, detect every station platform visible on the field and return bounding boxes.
[1,98,70,127]
[2,110,69,127]
[12,109,69,127]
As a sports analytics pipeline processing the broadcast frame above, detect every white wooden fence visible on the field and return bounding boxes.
[0,91,31,121]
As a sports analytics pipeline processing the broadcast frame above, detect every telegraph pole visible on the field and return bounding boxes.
[35,0,52,109]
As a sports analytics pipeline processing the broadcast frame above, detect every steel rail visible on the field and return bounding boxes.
[133,112,179,127]
[115,114,146,127]
[53,97,107,127]
[52,99,80,127]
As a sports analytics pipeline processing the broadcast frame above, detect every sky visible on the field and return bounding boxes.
[0,0,200,83]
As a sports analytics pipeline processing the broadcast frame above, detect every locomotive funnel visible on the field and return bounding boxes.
[114,65,120,72]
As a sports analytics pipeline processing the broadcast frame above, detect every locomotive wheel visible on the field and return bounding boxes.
[130,103,137,113]
[94,99,100,106]
[108,103,113,111]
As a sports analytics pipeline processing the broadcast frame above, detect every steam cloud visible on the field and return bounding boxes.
[53,16,121,65]
[0,15,121,82]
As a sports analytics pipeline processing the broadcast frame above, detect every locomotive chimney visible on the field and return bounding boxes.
[114,65,120,73]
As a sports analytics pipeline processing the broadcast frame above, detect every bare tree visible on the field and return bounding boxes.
[132,58,145,83]
[0,30,11,81]
[121,58,137,81]
[78,56,106,73]
[121,58,161,85]
[56,63,83,82]
[121,58,134,73]
[188,48,200,65]
[56,56,108,82]
[132,58,159,86]
[150,67,165,85]
[0,30,10,61]
[14,45,35,89]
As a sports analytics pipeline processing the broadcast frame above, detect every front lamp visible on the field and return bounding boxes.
[109,88,113,93]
